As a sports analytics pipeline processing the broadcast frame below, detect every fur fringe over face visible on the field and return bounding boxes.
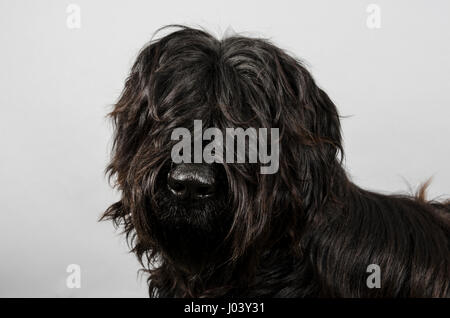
[102,25,450,297]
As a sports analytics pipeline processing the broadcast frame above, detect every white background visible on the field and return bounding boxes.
[0,0,449,297]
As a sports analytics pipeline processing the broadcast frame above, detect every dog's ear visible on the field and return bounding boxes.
[277,55,343,161]
[273,53,344,213]
[101,42,162,232]
[106,42,162,189]
[303,84,343,163]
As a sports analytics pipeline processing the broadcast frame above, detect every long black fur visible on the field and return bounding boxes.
[102,26,450,297]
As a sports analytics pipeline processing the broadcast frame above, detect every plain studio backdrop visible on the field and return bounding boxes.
[0,0,449,297]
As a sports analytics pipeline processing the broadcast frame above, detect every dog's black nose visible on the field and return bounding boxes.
[167,163,216,200]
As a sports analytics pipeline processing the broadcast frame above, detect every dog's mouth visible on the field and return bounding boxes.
[147,162,232,270]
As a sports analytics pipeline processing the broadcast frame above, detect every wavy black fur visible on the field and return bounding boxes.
[102,26,450,297]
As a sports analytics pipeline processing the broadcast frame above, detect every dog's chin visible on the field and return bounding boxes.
[150,191,232,272]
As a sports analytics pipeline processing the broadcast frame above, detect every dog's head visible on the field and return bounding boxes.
[103,26,343,280]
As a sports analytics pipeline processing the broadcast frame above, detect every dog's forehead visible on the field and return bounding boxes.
[143,32,301,131]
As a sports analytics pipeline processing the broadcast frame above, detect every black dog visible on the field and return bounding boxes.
[102,26,450,297]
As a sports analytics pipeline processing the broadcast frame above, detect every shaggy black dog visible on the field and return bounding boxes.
[102,26,450,297]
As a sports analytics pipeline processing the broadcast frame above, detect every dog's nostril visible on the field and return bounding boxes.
[197,185,214,196]
[167,163,217,200]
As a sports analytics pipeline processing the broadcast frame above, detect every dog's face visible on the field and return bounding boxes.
[104,26,343,274]
[150,162,231,270]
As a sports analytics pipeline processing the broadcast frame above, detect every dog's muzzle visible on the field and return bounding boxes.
[167,163,217,200]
